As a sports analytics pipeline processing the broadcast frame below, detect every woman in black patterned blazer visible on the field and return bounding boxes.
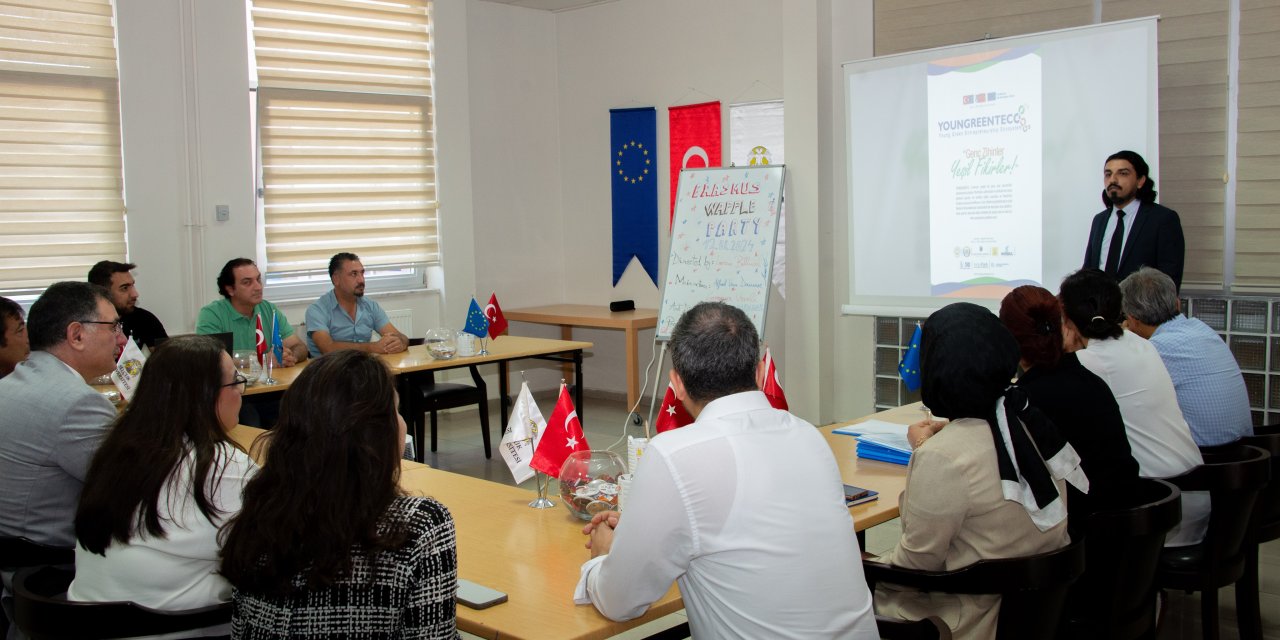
[220,349,458,639]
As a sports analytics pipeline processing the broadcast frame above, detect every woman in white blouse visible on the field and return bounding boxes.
[1058,267,1206,546]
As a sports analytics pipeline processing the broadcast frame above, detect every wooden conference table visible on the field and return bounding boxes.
[505,305,658,411]
[228,403,914,640]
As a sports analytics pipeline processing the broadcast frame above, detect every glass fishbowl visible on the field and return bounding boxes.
[558,450,626,521]
[424,327,457,360]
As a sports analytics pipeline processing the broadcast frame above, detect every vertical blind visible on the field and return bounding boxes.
[251,0,438,275]
[0,0,124,293]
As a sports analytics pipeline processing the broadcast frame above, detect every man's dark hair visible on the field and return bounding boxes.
[28,281,111,351]
[328,252,360,278]
[1059,268,1125,341]
[87,261,137,288]
[1104,149,1158,204]
[669,302,760,406]
[1,296,24,348]
[216,258,257,299]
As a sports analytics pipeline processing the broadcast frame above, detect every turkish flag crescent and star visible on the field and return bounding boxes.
[484,293,508,339]
[529,385,590,478]
[654,383,694,433]
[667,101,721,230]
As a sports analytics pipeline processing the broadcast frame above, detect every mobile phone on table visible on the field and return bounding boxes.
[843,484,879,507]
[457,578,508,609]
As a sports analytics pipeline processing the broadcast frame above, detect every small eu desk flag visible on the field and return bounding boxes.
[898,323,922,392]
[463,298,490,339]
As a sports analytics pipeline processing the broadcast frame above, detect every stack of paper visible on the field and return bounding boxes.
[832,420,912,466]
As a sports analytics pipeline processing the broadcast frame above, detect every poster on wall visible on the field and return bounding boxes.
[668,101,722,230]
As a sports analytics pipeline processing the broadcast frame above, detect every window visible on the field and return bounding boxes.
[249,0,438,296]
[0,0,125,296]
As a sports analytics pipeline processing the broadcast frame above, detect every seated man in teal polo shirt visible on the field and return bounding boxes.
[305,252,409,358]
[196,258,308,367]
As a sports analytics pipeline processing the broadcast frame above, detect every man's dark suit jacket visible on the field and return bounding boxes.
[1083,201,1185,290]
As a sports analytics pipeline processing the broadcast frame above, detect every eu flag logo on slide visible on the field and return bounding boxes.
[898,323,923,392]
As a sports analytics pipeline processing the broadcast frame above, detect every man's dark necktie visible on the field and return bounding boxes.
[1104,210,1126,275]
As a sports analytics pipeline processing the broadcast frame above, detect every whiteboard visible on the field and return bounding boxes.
[657,165,786,340]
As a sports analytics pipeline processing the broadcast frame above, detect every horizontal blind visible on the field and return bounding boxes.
[1104,0,1229,291]
[258,89,438,273]
[0,0,124,293]
[1232,0,1280,292]
[874,0,1092,56]
[251,0,438,275]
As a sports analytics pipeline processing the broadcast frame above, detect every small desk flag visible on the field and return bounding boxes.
[898,323,923,392]
[271,312,284,364]
[761,347,788,410]
[530,384,589,478]
[484,293,508,339]
[254,314,266,365]
[463,298,489,339]
[500,382,546,484]
[110,337,147,403]
[655,383,693,433]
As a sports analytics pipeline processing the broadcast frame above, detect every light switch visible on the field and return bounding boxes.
[215,204,230,221]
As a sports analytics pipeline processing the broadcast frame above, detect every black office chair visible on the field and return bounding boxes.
[411,366,491,461]
[1233,427,1279,640]
[1060,477,1181,639]
[863,539,1085,640]
[13,565,232,640]
[1157,443,1270,640]
[0,537,75,636]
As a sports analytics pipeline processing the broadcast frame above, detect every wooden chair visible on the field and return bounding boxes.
[13,565,231,640]
[863,539,1085,640]
[1157,443,1271,640]
[1234,426,1279,640]
[1061,477,1181,639]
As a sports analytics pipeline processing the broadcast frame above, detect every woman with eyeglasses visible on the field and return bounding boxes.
[69,334,256,635]
[220,349,457,639]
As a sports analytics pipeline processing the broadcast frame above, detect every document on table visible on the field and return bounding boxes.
[832,419,909,438]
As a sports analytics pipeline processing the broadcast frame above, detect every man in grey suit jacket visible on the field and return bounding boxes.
[1082,150,1185,290]
[0,281,125,547]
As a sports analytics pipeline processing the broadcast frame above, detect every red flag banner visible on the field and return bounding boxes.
[255,314,266,365]
[762,347,788,410]
[655,383,694,433]
[667,101,721,230]
[484,292,508,339]
[530,385,590,477]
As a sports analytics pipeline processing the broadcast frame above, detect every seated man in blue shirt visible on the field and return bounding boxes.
[305,252,409,357]
[1120,266,1253,446]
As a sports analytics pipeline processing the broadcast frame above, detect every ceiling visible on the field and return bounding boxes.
[476,0,616,13]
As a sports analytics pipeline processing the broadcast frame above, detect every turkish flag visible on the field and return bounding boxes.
[530,385,590,478]
[485,292,508,339]
[668,101,721,229]
[762,347,788,410]
[655,383,694,433]
[255,314,266,365]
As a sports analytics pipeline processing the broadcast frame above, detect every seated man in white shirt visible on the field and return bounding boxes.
[575,302,878,640]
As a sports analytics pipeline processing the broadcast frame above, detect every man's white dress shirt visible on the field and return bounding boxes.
[575,391,878,639]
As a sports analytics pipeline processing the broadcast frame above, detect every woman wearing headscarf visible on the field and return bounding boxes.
[1058,268,1206,547]
[1000,285,1140,531]
[874,303,1085,639]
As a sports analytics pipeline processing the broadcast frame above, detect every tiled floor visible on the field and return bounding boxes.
[425,395,1280,640]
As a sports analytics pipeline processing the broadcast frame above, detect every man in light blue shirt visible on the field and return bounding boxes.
[305,252,409,358]
[1120,267,1253,446]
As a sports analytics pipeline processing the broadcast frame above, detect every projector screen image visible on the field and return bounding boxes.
[844,17,1158,316]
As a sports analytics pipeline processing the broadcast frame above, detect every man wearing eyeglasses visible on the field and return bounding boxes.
[0,281,124,549]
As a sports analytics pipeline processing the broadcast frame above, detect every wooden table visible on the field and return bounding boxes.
[505,305,657,412]
[224,401,916,640]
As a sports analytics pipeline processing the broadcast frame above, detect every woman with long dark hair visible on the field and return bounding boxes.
[1058,268,1206,547]
[219,349,457,639]
[999,285,1139,529]
[70,334,256,635]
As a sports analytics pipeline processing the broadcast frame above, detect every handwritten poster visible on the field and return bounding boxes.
[657,165,786,340]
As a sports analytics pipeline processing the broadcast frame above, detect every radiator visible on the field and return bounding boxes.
[385,309,413,339]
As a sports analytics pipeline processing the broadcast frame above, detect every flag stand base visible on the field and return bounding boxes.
[528,497,555,509]
[528,473,556,509]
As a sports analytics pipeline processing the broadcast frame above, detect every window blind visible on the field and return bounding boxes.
[873,0,1092,56]
[0,0,124,293]
[251,0,438,275]
[1232,0,1280,293]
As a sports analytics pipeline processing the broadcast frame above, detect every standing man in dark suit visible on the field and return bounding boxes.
[1083,150,1185,290]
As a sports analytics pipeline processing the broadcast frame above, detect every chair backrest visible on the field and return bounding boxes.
[0,538,73,570]
[875,615,952,640]
[13,566,232,640]
[865,540,1085,640]
[1240,429,1280,543]
[1065,477,1182,638]
[1163,444,1271,579]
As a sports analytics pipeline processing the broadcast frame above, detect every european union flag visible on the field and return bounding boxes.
[463,298,489,338]
[898,323,922,392]
[271,312,284,363]
[610,107,658,286]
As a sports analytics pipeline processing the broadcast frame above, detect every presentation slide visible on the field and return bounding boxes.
[844,18,1158,316]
